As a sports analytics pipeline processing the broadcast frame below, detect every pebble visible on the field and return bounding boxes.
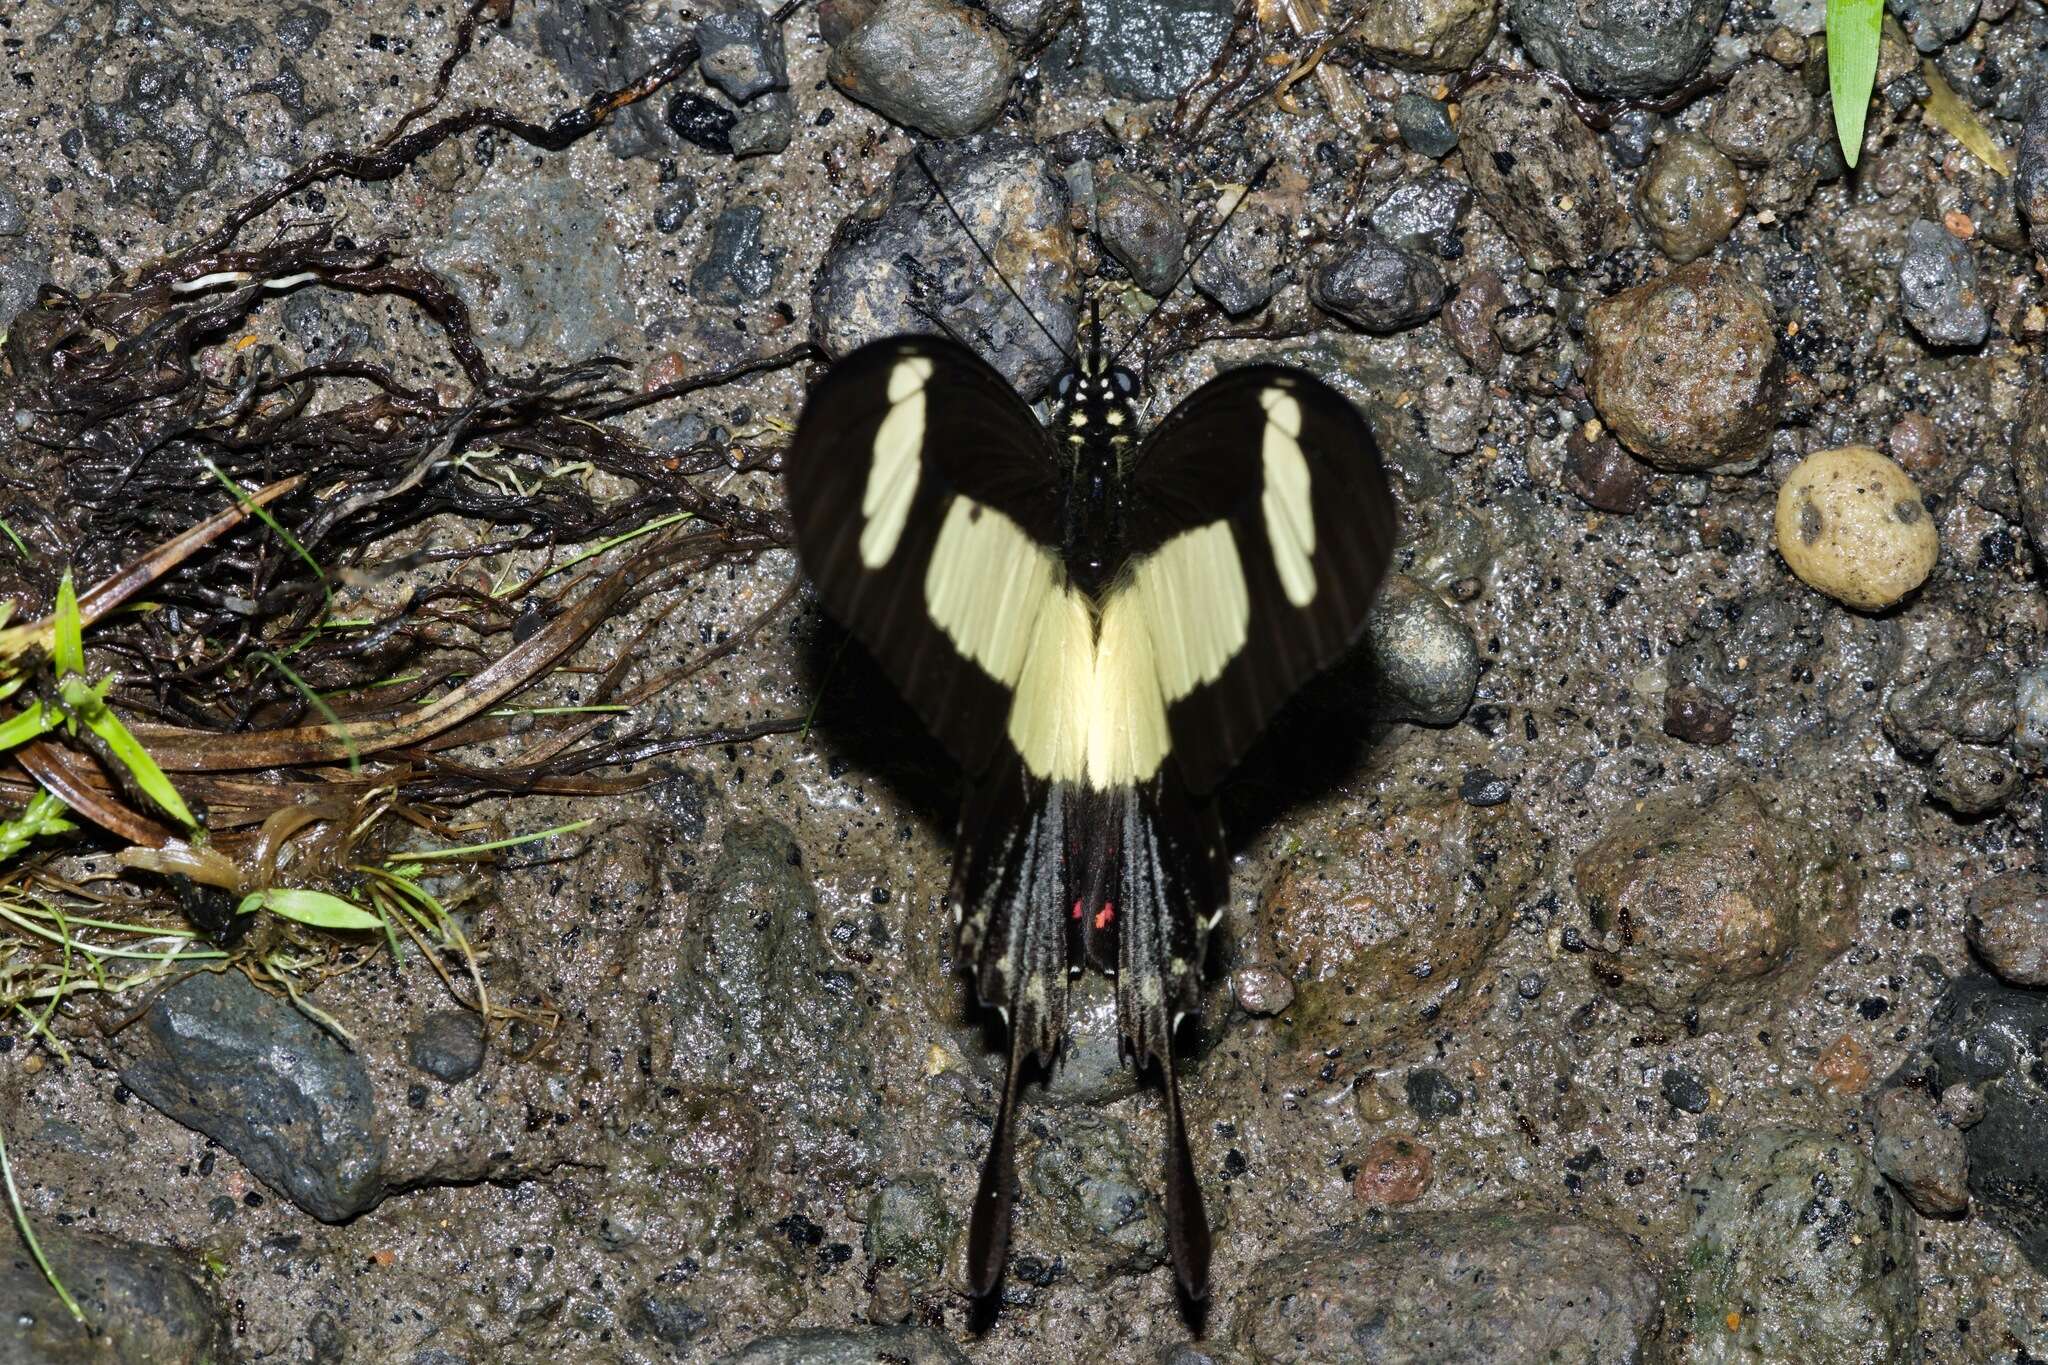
[117,971,386,1221]
[1898,218,1990,348]
[406,1009,487,1083]
[0,1230,227,1364]
[715,1327,970,1363]
[1575,785,1857,1022]
[1367,172,1472,257]
[1441,269,1506,373]
[1966,870,2048,985]
[1459,77,1621,269]
[1891,0,1982,52]
[1310,232,1446,333]
[1458,768,1511,806]
[1774,445,1938,611]
[693,205,778,302]
[1231,963,1296,1015]
[731,91,797,158]
[1421,371,1489,454]
[1873,1085,1970,1216]
[1505,0,1722,97]
[1584,262,1781,470]
[978,0,1071,41]
[1922,975,2048,1272]
[814,139,1077,399]
[1564,426,1651,513]
[1885,410,1944,474]
[863,1176,953,1282]
[1707,61,1814,167]
[1392,92,1459,157]
[1189,190,1286,316]
[698,4,788,103]
[1660,1066,1711,1113]
[2017,667,2048,766]
[1634,131,1747,264]
[1363,573,1480,725]
[1261,793,1532,1052]
[1351,0,1498,71]
[1405,1066,1464,1120]
[1234,1213,1660,1360]
[634,1293,715,1349]
[1353,1134,1434,1205]
[1664,1128,1918,1361]
[1664,684,1736,744]
[1029,1110,1168,1276]
[1095,173,1185,295]
[1606,107,1660,168]
[826,0,1015,138]
[1077,0,1236,100]
[666,90,738,153]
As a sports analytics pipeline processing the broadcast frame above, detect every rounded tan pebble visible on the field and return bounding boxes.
[1775,445,1938,610]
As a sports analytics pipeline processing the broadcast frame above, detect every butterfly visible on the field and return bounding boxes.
[783,310,1395,1302]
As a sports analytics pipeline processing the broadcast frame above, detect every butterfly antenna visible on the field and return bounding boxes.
[913,146,1076,367]
[1107,155,1276,370]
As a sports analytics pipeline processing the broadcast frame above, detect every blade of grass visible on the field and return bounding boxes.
[51,574,83,678]
[399,818,592,860]
[250,650,360,774]
[1827,0,1883,169]
[199,459,331,612]
[0,704,56,752]
[0,1122,87,1327]
[60,679,198,830]
[491,511,690,599]
[238,888,383,932]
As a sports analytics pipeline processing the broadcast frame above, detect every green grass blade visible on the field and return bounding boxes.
[239,888,383,932]
[200,459,331,610]
[51,573,83,677]
[0,703,56,752]
[400,818,593,860]
[76,700,198,830]
[0,791,76,863]
[1827,0,1883,169]
[0,1122,88,1326]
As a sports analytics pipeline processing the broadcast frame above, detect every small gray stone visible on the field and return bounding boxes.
[1095,173,1185,295]
[694,205,778,303]
[0,1231,227,1364]
[1661,1067,1711,1113]
[1311,232,1446,333]
[1235,1213,1660,1360]
[978,0,1074,41]
[863,1176,954,1281]
[827,0,1015,138]
[1368,173,1473,257]
[1889,0,1981,52]
[1507,0,1724,98]
[118,971,385,1221]
[1664,1127,1917,1361]
[631,1293,715,1349]
[1189,192,1287,316]
[1392,93,1459,157]
[1030,1110,1168,1276]
[1364,574,1480,725]
[1606,106,1660,167]
[1966,870,2048,986]
[731,90,797,158]
[2016,667,2048,766]
[1884,657,2019,814]
[1231,963,1295,1015]
[1634,131,1747,264]
[1707,60,1814,166]
[1923,975,2048,1272]
[715,1326,970,1363]
[1898,218,1990,348]
[699,4,787,103]
[1459,76,1622,269]
[407,1009,487,1083]
[1351,0,1499,71]
[1873,1085,1970,1216]
[0,238,53,335]
[1079,0,1236,99]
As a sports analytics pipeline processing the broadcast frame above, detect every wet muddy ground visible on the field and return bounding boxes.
[2,0,2047,1360]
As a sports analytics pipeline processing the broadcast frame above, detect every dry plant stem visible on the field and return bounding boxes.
[17,742,174,848]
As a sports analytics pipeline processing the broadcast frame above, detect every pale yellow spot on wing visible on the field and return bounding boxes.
[1259,386,1316,607]
[859,355,934,567]
[1128,520,1249,702]
[925,496,1059,684]
[1007,585,1093,783]
[1089,590,1171,787]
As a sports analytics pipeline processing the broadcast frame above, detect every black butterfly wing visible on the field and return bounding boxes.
[784,336,1068,781]
[1120,363,1397,797]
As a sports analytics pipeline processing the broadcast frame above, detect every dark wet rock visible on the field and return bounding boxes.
[1459,768,1511,806]
[406,1009,486,1083]
[1494,298,1554,353]
[426,168,633,356]
[1095,173,1185,295]
[1919,975,2048,1271]
[77,56,241,221]
[699,4,788,103]
[630,1293,715,1350]
[537,0,691,158]
[1077,0,1236,98]
[1661,1066,1711,1113]
[1404,1066,1465,1120]
[666,90,739,153]
[1190,189,1288,316]
[1574,785,1858,1023]
[2021,360,2048,571]
[0,237,52,335]
[1584,261,1781,471]
[813,138,1076,398]
[1459,77,1621,270]
[694,205,779,303]
[1890,0,1980,53]
[117,971,384,1221]
[863,1176,954,1281]
[1392,92,1459,157]
[1664,1127,1917,1360]
[1351,0,1499,72]
[1898,218,1990,349]
[716,1326,970,1363]
[1966,870,2048,986]
[977,0,1074,42]
[1311,233,1446,333]
[1442,270,1506,373]
[1029,1110,1167,1277]
[1664,684,1736,745]
[1363,573,1480,724]
[1262,792,1534,1050]
[1884,657,2019,815]
[1506,0,1723,98]
[0,1230,227,1364]
[1873,1085,1970,1216]
[1564,425,1652,513]
[1234,1213,1660,1361]
[732,90,798,158]
[1634,131,1747,264]
[1368,173,1473,258]
[1607,106,1661,167]
[1707,61,1815,166]
[2021,82,2048,248]
[827,0,1015,137]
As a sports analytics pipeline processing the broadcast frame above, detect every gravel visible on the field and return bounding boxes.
[826,0,1016,137]
[1898,217,1991,348]
[1458,76,1622,269]
[1506,0,1724,97]
[1634,131,1747,263]
[1310,232,1446,333]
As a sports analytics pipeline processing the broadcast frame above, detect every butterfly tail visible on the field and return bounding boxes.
[968,1019,1028,1298]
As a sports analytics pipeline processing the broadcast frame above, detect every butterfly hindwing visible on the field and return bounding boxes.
[1118,364,1397,796]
